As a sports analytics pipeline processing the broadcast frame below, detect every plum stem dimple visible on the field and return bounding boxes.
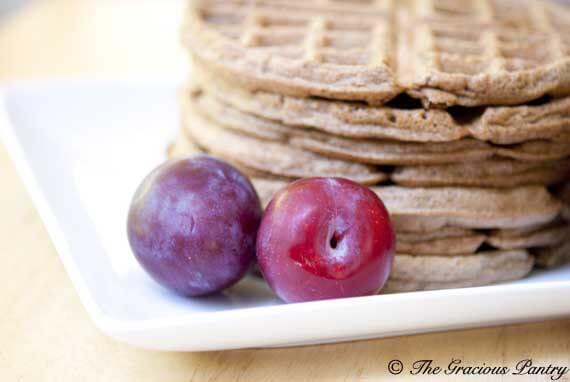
[329,231,344,250]
[329,234,338,249]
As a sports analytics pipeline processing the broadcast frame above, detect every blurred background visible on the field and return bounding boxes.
[0,0,187,81]
[2,0,570,82]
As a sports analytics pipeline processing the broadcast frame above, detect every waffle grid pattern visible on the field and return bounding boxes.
[415,0,568,75]
[202,1,395,67]
[186,0,570,106]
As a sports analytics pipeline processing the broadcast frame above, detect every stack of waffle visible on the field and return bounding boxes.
[172,0,570,292]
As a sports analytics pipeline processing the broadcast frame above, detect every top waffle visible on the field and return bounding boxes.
[183,0,570,107]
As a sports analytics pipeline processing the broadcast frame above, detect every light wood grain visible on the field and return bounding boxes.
[0,1,569,381]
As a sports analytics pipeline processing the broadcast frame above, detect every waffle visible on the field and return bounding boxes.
[194,64,570,144]
[400,218,570,252]
[184,0,570,106]
[384,250,534,292]
[189,89,570,168]
[184,1,401,104]
[392,158,570,188]
[293,131,570,165]
[399,222,570,253]
[404,0,570,107]
[534,241,570,268]
[375,185,561,231]
[183,101,386,184]
[557,182,570,221]
[488,220,570,250]
[181,106,570,188]
[397,234,486,255]
[397,227,473,241]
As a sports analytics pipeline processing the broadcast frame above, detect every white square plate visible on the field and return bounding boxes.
[1,80,569,351]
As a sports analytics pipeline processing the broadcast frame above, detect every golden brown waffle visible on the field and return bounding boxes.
[184,0,570,106]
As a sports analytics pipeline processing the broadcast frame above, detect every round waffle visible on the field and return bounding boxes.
[193,64,570,145]
[184,0,570,106]
[186,88,570,188]
[383,250,534,292]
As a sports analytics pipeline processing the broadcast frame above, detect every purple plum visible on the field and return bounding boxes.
[127,155,262,296]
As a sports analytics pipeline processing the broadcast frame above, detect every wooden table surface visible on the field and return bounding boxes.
[0,1,569,381]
